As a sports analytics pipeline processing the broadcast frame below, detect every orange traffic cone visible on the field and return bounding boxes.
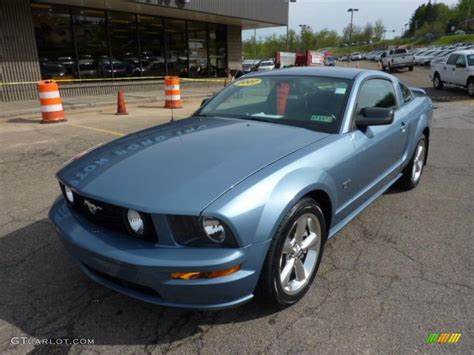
[115,90,128,115]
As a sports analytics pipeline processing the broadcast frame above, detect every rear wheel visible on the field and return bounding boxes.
[467,78,474,98]
[408,65,414,71]
[433,74,443,90]
[399,136,427,190]
[256,198,326,308]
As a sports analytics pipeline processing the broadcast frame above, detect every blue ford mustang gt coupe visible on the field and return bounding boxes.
[49,67,433,310]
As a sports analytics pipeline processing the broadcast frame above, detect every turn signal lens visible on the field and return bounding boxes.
[171,265,241,280]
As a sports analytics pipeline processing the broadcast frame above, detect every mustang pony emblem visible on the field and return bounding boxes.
[84,200,103,215]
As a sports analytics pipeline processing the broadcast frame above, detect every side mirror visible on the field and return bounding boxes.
[201,98,211,107]
[355,107,394,127]
[456,62,466,68]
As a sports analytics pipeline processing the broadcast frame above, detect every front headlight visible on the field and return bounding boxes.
[64,186,74,203]
[168,215,238,248]
[202,217,226,244]
[127,209,144,235]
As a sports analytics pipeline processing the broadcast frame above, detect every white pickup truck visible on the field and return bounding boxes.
[380,48,415,72]
[430,50,474,97]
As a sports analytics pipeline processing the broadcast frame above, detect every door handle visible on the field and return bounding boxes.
[400,122,408,132]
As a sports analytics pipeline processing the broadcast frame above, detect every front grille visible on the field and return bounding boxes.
[60,183,158,243]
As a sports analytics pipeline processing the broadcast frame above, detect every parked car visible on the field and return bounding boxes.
[374,51,385,61]
[50,67,433,310]
[430,50,474,97]
[256,60,275,71]
[380,48,415,72]
[98,60,127,77]
[76,59,97,78]
[350,52,362,61]
[339,55,349,62]
[324,56,335,66]
[415,50,443,65]
[40,63,66,79]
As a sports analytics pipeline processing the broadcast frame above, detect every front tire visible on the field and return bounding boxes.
[399,136,427,190]
[433,74,443,90]
[467,78,474,98]
[256,198,326,308]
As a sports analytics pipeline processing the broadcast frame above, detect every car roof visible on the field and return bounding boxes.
[452,49,474,55]
[243,66,370,80]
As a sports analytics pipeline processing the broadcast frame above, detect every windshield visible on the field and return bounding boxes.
[468,54,474,66]
[260,61,273,66]
[198,76,353,134]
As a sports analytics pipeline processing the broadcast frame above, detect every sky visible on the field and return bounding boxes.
[243,0,459,40]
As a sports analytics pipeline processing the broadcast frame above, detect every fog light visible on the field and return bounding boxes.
[127,209,144,235]
[64,186,74,203]
[171,265,241,280]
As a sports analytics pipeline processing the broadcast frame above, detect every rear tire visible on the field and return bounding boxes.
[409,65,414,71]
[433,74,443,90]
[256,198,326,308]
[399,136,427,191]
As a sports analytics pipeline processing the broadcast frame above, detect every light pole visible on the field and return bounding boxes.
[383,29,396,41]
[404,23,409,37]
[347,8,359,62]
[254,28,257,59]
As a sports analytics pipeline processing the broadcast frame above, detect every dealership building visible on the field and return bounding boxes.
[0,0,287,101]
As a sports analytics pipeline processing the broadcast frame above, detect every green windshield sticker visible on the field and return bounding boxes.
[311,115,335,123]
[335,87,347,95]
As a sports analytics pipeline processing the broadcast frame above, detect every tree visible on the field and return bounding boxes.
[373,20,385,41]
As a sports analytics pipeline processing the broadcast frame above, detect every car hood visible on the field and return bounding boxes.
[58,117,329,214]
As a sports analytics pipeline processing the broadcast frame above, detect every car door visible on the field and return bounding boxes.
[349,78,409,207]
[444,54,458,83]
[452,55,468,86]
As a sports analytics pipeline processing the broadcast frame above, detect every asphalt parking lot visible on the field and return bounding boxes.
[1,63,473,354]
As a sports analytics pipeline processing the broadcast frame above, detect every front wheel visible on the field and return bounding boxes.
[433,74,443,90]
[399,136,427,190]
[256,198,326,308]
[467,78,474,98]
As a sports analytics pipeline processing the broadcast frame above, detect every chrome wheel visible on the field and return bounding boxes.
[412,139,426,184]
[279,213,322,296]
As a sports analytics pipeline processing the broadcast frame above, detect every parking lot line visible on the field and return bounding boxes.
[70,124,125,137]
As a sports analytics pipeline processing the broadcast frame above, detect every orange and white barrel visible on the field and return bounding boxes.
[164,76,182,109]
[37,80,66,123]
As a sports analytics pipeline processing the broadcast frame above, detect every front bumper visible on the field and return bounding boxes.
[49,199,270,310]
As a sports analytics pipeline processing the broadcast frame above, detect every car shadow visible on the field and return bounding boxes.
[0,219,277,350]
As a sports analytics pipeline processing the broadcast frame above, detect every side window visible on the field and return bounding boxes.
[356,79,397,112]
[455,55,466,67]
[399,82,413,104]
[447,54,458,65]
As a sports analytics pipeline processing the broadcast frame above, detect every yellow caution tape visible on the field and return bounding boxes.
[0,76,227,86]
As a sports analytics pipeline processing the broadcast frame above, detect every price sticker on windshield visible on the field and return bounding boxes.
[234,78,262,87]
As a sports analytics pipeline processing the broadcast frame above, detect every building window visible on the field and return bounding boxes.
[187,21,208,78]
[31,3,74,79]
[165,19,188,77]
[208,24,227,77]
[108,12,140,78]
[31,3,228,81]
[138,15,166,77]
[71,8,109,78]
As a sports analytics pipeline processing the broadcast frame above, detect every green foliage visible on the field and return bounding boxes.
[243,0,472,59]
